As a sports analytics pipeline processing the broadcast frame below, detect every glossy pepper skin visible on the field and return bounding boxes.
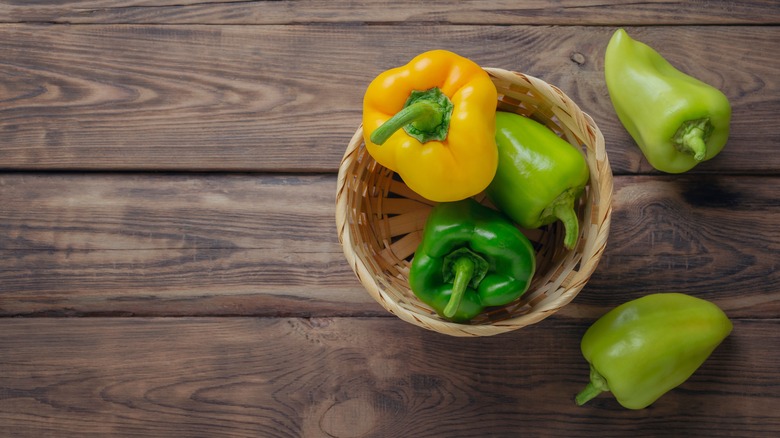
[362,50,498,202]
[486,111,589,250]
[576,293,733,409]
[408,198,536,323]
[605,29,732,173]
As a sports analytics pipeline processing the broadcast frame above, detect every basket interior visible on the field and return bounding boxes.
[346,144,588,326]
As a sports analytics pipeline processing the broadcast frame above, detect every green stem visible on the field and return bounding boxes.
[575,382,605,406]
[369,87,454,145]
[673,118,713,162]
[554,202,579,250]
[575,365,610,406]
[544,189,581,250]
[681,127,707,161]
[443,256,475,319]
[370,101,439,145]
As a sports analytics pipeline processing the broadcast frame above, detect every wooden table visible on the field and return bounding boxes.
[1,2,778,436]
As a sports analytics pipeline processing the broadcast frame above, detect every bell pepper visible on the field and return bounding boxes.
[485,111,589,250]
[605,28,732,173]
[575,293,733,409]
[362,50,498,202]
[408,198,536,322]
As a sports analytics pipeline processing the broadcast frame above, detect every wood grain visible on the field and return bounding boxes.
[1,1,779,25]
[2,173,777,319]
[1,2,778,436]
[0,173,376,317]
[582,175,780,316]
[1,317,777,437]
[1,25,777,174]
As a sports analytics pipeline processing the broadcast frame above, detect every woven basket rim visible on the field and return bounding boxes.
[336,67,613,337]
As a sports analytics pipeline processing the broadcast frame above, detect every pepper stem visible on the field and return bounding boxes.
[554,202,580,250]
[443,256,475,318]
[575,365,610,406]
[673,118,713,162]
[575,383,604,406]
[682,127,707,161]
[543,189,581,250]
[369,87,454,145]
[441,248,489,319]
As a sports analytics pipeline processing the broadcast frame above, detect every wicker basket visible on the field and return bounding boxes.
[336,68,613,337]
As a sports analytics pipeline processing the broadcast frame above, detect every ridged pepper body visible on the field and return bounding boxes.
[409,199,536,322]
[605,29,731,173]
[362,50,498,202]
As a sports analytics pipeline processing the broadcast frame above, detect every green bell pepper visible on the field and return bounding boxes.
[575,293,733,409]
[486,111,589,250]
[605,28,732,173]
[408,198,536,323]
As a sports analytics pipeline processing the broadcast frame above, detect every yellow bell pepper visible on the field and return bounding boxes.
[362,50,498,202]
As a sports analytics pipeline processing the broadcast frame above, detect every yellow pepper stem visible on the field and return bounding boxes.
[370,87,453,145]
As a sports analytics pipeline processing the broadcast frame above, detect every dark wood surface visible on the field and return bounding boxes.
[1,2,778,436]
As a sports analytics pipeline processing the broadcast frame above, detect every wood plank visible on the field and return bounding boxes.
[582,175,780,317]
[0,173,378,317]
[1,173,778,319]
[0,25,777,174]
[1,1,778,25]
[1,317,777,437]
